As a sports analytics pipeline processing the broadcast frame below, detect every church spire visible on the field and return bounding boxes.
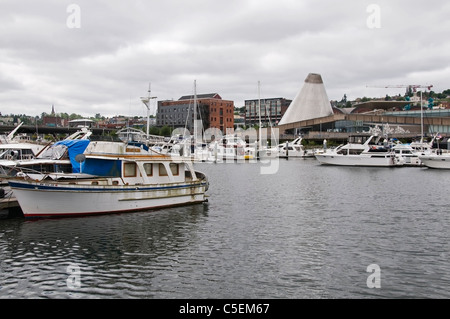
[51,104,55,115]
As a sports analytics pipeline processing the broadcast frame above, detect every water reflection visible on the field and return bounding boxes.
[0,204,208,298]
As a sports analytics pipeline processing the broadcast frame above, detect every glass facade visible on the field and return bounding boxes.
[245,98,291,127]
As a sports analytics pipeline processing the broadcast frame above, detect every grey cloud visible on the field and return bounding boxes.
[0,0,449,116]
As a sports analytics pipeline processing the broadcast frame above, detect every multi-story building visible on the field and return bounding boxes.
[245,97,291,127]
[156,93,234,133]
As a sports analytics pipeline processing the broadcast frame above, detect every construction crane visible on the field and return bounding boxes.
[366,83,433,107]
[367,84,433,91]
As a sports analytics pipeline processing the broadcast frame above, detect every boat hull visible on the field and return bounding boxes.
[418,155,450,169]
[9,180,207,218]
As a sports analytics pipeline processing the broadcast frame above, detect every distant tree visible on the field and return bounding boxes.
[160,125,172,136]
[59,113,69,120]
[69,113,82,120]
[149,126,160,135]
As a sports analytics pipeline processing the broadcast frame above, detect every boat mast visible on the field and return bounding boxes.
[258,81,262,150]
[140,83,157,137]
[420,90,424,143]
[193,80,197,145]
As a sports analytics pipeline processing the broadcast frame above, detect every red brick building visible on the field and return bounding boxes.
[157,93,234,133]
[42,105,65,127]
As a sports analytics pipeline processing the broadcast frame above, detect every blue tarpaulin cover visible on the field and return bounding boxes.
[53,139,90,173]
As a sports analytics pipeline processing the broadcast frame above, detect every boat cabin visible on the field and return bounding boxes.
[0,144,44,161]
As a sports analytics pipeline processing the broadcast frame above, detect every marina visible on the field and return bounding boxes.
[1,105,449,300]
[1,0,450,303]
[1,159,450,298]
[0,127,448,219]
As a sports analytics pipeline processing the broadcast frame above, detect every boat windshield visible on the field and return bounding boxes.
[336,148,364,155]
[348,135,371,144]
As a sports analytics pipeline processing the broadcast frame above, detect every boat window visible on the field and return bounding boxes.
[159,163,168,176]
[126,147,140,153]
[124,162,137,177]
[349,149,363,155]
[143,163,153,176]
[170,163,179,176]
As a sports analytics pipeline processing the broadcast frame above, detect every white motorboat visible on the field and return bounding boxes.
[315,135,399,167]
[207,135,256,162]
[0,128,93,217]
[0,139,91,181]
[151,135,210,162]
[8,141,209,218]
[0,142,48,163]
[391,133,441,166]
[391,143,423,166]
[0,133,50,185]
[0,122,82,165]
[0,127,93,180]
[271,137,315,159]
[418,150,450,169]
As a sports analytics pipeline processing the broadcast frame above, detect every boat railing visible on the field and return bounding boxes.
[4,165,46,180]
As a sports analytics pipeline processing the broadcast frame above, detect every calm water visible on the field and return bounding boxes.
[1,158,450,299]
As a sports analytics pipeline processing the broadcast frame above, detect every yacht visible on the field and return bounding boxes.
[418,149,450,169]
[270,137,315,159]
[391,143,423,166]
[315,135,399,167]
[8,140,209,218]
[207,135,256,162]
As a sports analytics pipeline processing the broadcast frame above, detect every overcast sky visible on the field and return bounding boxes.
[1,0,449,118]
